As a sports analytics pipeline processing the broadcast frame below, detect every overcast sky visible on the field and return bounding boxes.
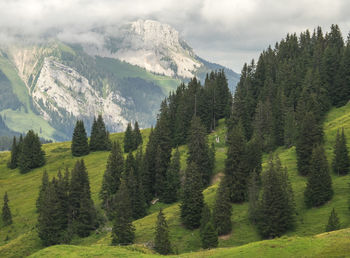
[1,0,350,72]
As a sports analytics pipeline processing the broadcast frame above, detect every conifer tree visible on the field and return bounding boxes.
[36,170,49,213]
[123,123,133,153]
[248,171,260,223]
[296,112,323,176]
[162,148,181,203]
[200,204,211,235]
[224,122,249,203]
[133,121,143,150]
[71,120,89,157]
[100,141,124,217]
[154,146,166,199]
[154,209,172,255]
[90,115,110,151]
[112,180,135,245]
[257,157,295,238]
[332,129,350,175]
[213,179,232,235]
[2,192,12,226]
[8,136,19,169]
[187,116,213,187]
[201,221,218,249]
[69,160,97,237]
[326,208,340,232]
[180,162,204,229]
[304,145,333,207]
[18,130,45,173]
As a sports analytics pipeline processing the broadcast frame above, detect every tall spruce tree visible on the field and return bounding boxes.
[332,129,350,175]
[111,180,135,245]
[296,112,323,176]
[212,179,232,235]
[36,170,49,213]
[133,121,143,150]
[180,162,204,229]
[201,221,218,249]
[8,136,19,169]
[154,209,172,255]
[2,192,12,226]
[71,120,89,157]
[100,141,124,218]
[69,160,97,237]
[257,157,295,238]
[187,116,213,187]
[18,130,45,174]
[248,171,260,223]
[90,115,111,151]
[326,208,340,232]
[224,122,249,203]
[162,148,181,203]
[200,204,211,235]
[123,123,133,153]
[304,145,333,207]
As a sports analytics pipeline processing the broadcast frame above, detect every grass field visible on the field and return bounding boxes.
[0,104,350,257]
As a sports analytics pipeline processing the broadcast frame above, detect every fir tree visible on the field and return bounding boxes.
[332,129,350,175]
[201,221,218,249]
[36,170,49,213]
[18,130,45,173]
[133,121,143,150]
[111,180,135,245]
[154,209,172,255]
[200,204,211,235]
[71,120,89,157]
[212,179,232,235]
[248,171,260,223]
[257,157,295,238]
[304,145,333,207]
[326,208,340,232]
[99,141,124,218]
[187,116,213,187]
[8,136,19,169]
[69,160,97,237]
[180,162,204,229]
[162,148,181,203]
[224,122,249,203]
[2,192,12,226]
[123,123,133,153]
[90,115,110,151]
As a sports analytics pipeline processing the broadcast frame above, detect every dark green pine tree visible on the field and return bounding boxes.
[180,162,204,229]
[212,179,232,235]
[304,145,333,207]
[154,209,172,255]
[18,130,45,174]
[248,171,260,223]
[123,122,133,153]
[257,157,295,238]
[2,192,12,226]
[162,148,181,203]
[154,146,166,199]
[89,115,111,151]
[187,116,213,187]
[8,136,19,169]
[326,208,340,232]
[71,120,89,157]
[332,129,350,175]
[225,122,249,203]
[200,204,211,235]
[132,121,143,151]
[36,170,49,213]
[69,160,97,237]
[201,221,218,249]
[111,180,135,245]
[296,112,323,176]
[100,141,124,218]
[37,181,67,246]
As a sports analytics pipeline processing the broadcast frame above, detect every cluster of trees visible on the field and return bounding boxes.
[36,160,98,246]
[71,115,111,157]
[123,121,142,153]
[8,130,46,173]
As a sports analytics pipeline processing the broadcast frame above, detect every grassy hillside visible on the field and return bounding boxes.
[0,104,350,257]
[30,228,350,258]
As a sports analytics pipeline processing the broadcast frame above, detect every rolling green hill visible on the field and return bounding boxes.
[0,104,350,257]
